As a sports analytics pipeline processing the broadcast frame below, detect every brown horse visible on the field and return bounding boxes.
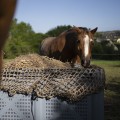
[40,37,56,56]
[40,26,98,67]
[0,0,17,77]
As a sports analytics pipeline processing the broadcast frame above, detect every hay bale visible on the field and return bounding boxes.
[1,53,105,101]
[3,54,71,69]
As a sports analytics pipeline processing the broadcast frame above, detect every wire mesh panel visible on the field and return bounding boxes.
[33,91,104,120]
[0,91,104,120]
[0,92,33,120]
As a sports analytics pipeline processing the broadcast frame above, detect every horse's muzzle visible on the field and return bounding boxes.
[81,59,90,67]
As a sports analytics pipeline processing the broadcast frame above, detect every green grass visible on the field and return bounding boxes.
[92,60,120,83]
[92,60,120,120]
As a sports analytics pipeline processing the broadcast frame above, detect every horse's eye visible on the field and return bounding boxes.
[90,41,94,46]
[77,40,80,44]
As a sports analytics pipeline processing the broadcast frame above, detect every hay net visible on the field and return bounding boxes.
[1,54,105,102]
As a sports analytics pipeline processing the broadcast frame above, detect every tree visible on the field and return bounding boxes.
[3,19,47,58]
[92,41,103,54]
[46,25,72,36]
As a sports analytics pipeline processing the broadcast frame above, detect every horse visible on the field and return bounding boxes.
[0,0,17,76]
[40,26,98,67]
[40,37,56,56]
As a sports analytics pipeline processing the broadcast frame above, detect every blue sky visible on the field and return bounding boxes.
[14,0,120,33]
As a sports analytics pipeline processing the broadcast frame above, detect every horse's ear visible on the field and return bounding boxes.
[91,27,98,34]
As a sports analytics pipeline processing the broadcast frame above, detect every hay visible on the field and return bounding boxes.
[1,54,105,102]
[3,54,70,69]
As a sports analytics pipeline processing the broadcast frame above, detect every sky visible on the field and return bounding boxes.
[14,0,120,33]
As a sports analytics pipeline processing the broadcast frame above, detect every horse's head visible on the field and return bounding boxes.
[75,27,98,67]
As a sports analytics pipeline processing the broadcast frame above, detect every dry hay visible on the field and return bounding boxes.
[1,53,105,102]
[3,54,71,69]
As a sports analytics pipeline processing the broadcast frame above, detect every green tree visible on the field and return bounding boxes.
[92,42,103,54]
[3,19,47,58]
[46,25,72,36]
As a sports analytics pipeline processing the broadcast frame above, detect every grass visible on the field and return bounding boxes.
[92,60,120,120]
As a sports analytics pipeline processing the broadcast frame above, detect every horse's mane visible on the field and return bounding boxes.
[78,27,89,32]
[66,27,89,34]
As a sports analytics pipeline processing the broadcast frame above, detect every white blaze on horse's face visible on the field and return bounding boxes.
[84,35,90,57]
